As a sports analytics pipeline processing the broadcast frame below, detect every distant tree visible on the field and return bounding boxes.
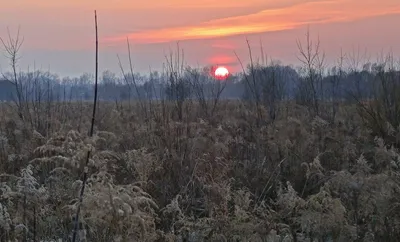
[295,27,325,117]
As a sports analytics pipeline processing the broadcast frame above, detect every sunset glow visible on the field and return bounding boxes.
[0,0,400,76]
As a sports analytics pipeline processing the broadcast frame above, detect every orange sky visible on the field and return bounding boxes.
[0,0,400,76]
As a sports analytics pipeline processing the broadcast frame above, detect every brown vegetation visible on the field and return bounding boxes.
[0,99,400,241]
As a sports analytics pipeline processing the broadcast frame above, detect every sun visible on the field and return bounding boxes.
[214,66,229,80]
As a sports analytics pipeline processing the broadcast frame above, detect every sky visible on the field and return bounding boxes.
[0,0,400,77]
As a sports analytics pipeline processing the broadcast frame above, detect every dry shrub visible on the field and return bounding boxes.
[65,171,159,241]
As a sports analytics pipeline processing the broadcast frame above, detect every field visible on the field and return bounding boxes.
[1,98,400,242]
[1,21,400,241]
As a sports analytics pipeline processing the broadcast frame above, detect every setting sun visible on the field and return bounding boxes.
[214,66,229,80]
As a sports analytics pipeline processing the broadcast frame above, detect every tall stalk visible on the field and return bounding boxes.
[72,10,99,242]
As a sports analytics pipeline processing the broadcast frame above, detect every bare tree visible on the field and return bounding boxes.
[345,46,371,101]
[117,37,146,117]
[295,27,325,116]
[188,66,228,119]
[164,42,191,121]
[236,39,288,123]
[209,74,228,117]
[187,66,209,117]
[0,27,25,121]
[326,49,345,122]
[260,59,288,121]
[346,45,370,72]
[234,39,263,126]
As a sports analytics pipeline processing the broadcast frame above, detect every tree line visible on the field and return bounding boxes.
[0,62,395,102]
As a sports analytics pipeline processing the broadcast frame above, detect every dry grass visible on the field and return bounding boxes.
[0,100,400,241]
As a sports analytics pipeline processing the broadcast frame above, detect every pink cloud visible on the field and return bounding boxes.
[103,0,400,44]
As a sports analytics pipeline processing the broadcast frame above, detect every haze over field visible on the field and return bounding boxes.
[1,0,400,76]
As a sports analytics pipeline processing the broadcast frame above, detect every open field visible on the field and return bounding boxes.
[1,99,400,241]
[1,13,400,241]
